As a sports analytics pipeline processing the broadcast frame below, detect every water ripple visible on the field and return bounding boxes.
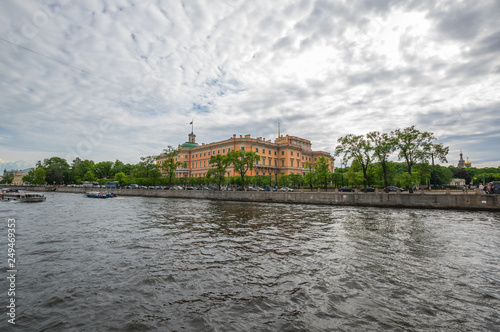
[0,193,499,331]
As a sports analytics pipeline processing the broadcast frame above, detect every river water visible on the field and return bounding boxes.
[1,192,499,331]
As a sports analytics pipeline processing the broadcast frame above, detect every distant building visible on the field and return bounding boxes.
[450,178,465,186]
[465,157,471,168]
[457,151,465,168]
[457,150,472,169]
[3,168,32,185]
[157,130,335,179]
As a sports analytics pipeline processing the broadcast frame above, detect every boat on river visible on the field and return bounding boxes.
[86,192,117,198]
[1,189,46,202]
[19,193,47,202]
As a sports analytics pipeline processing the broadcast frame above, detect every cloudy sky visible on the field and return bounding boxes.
[1,0,499,171]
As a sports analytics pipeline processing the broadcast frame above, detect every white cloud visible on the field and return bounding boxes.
[0,0,499,169]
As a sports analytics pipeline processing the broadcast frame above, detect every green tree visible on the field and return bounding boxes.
[93,161,113,179]
[114,172,128,186]
[335,134,373,189]
[159,146,185,186]
[367,131,396,189]
[278,174,289,188]
[304,161,315,190]
[1,172,14,184]
[72,158,95,183]
[138,156,162,185]
[315,156,332,189]
[414,163,432,186]
[396,172,420,189]
[22,170,34,184]
[207,154,229,189]
[435,165,453,185]
[42,157,71,184]
[393,126,449,176]
[289,174,303,189]
[345,162,364,187]
[226,150,260,188]
[23,167,46,185]
[82,170,97,182]
[111,160,133,176]
[34,168,46,185]
[254,175,264,187]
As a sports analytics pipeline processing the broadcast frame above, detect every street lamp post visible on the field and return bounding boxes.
[340,159,344,187]
[431,153,436,189]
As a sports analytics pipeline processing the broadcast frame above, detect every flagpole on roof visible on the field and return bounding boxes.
[190,119,193,134]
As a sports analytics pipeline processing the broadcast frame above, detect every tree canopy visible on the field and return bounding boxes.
[159,146,185,185]
[335,134,373,189]
[393,125,449,175]
[226,150,260,188]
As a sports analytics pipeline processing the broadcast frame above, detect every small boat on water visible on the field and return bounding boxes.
[86,192,117,198]
[19,193,47,202]
[1,189,46,202]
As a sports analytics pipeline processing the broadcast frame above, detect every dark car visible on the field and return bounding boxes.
[360,186,376,192]
[339,187,355,192]
[387,186,405,192]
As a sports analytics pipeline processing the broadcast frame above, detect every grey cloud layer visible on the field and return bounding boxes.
[0,0,499,169]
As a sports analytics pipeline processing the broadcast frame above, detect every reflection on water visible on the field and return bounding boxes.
[0,192,499,331]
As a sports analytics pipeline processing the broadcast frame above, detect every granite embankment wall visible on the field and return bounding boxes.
[12,186,500,211]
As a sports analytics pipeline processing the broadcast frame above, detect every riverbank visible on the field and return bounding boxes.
[7,185,500,211]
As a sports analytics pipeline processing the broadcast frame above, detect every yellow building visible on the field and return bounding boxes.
[157,132,335,178]
[4,169,31,185]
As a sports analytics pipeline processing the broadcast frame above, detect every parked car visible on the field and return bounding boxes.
[339,187,355,192]
[360,186,376,192]
[279,187,294,192]
[387,186,405,192]
[264,186,277,192]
